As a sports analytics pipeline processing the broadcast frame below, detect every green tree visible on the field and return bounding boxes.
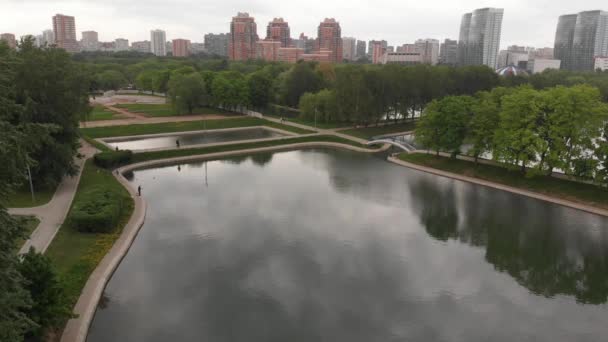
[416,96,475,156]
[18,249,73,339]
[284,62,321,107]
[13,37,89,188]
[168,73,206,114]
[95,70,128,90]
[247,70,273,109]
[135,70,155,93]
[152,70,171,94]
[467,89,504,162]
[493,87,543,174]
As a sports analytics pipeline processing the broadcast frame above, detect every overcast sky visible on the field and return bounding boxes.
[2,0,606,48]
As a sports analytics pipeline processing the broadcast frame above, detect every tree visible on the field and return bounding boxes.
[95,70,128,90]
[152,70,171,94]
[283,62,321,107]
[135,70,155,93]
[493,87,544,174]
[0,44,40,340]
[18,249,73,339]
[13,37,89,188]
[247,70,272,109]
[168,73,206,114]
[333,66,372,123]
[467,89,504,162]
[416,96,475,156]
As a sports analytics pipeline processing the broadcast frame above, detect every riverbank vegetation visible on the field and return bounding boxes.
[415,85,608,186]
[45,160,133,319]
[1,39,90,340]
[83,105,123,122]
[399,153,608,210]
[114,103,234,117]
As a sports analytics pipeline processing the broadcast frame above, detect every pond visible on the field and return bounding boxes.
[103,127,288,151]
[87,148,608,342]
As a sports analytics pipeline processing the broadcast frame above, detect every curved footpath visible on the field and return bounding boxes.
[60,141,388,342]
[9,142,97,254]
[388,156,608,217]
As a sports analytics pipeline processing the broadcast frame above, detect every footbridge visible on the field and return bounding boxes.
[366,138,417,152]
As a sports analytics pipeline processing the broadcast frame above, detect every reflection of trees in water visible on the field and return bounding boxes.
[249,153,273,167]
[408,177,608,304]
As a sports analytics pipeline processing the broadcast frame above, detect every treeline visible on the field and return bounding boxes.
[1,39,88,340]
[80,52,608,124]
[416,85,608,184]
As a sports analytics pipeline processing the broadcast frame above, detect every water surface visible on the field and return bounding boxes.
[87,149,608,342]
[105,127,286,151]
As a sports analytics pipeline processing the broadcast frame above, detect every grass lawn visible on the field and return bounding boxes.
[341,121,417,140]
[398,153,608,210]
[115,103,235,117]
[84,105,123,122]
[14,216,40,251]
[4,185,56,208]
[45,160,134,311]
[80,117,315,139]
[132,135,366,164]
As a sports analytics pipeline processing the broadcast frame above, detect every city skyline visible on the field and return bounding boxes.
[3,0,607,49]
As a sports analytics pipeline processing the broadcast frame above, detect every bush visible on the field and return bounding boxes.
[18,249,73,339]
[70,187,125,233]
[93,150,132,168]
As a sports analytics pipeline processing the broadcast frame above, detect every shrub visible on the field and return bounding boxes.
[70,187,125,233]
[93,150,132,168]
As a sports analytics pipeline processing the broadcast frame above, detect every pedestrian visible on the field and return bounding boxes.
[176,139,180,148]
[115,146,119,151]
[137,185,142,196]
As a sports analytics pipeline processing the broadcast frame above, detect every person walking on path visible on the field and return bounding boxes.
[176,139,180,148]
[138,185,142,196]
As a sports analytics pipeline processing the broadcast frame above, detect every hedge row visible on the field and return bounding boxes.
[69,187,126,233]
[93,150,133,168]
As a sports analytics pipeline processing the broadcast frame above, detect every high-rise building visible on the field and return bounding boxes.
[555,11,608,71]
[166,41,173,55]
[114,38,129,51]
[52,14,79,52]
[229,12,258,60]
[458,8,504,68]
[381,52,423,65]
[0,33,16,49]
[355,40,366,60]
[316,18,342,63]
[415,38,440,65]
[371,41,386,64]
[172,39,191,57]
[191,43,206,54]
[42,29,55,46]
[396,44,418,53]
[368,40,387,55]
[527,59,561,73]
[150,29,166,56]
[256,39,281,61]
[131,41,151,53]
[266,18,290,47]
[342,37,356,61]
[81,31,99,51]
[299,33,315,53]
[204,33,229,56]
[439,39,458,65]
[595,56,608,71]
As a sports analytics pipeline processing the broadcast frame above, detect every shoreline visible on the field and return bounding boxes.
[59,141,389,342]
[388,156,608,218]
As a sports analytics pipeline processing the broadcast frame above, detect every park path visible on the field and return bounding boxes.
[261,116,370,145]
[80,110,240,128]
[9,141,97,254]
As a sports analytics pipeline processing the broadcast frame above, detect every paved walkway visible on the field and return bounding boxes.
[9,141,97,254]
[80,111,242,128]
[262,116,370,145]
